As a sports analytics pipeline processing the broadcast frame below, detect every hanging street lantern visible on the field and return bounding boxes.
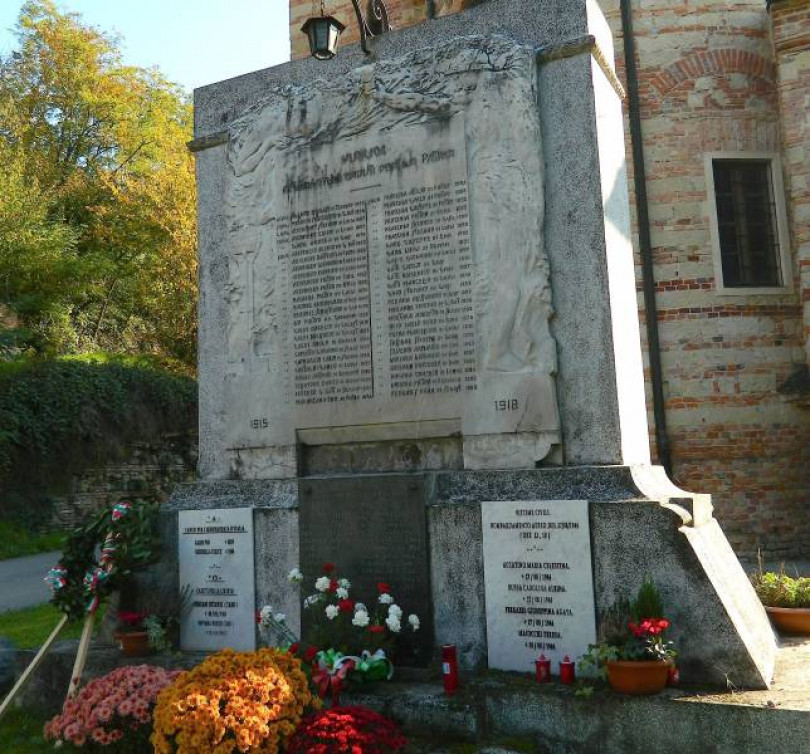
[301,14,346,60]
[302,0,392,59]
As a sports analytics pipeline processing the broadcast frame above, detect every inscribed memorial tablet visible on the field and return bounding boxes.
[482,500,596,673]
[179,508,256,651]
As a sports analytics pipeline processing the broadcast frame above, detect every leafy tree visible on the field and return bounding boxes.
[0,0,197,364]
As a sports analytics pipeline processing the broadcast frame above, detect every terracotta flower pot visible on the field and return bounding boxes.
[606,660,670,695]
[114,630,152,657]
[765,606,810,635]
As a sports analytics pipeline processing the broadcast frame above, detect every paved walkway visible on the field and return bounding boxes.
[0,551,60,611]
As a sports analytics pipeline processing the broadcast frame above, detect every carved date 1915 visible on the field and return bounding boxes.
[494,399,519,411]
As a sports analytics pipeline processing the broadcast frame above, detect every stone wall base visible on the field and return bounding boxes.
[155,465,776,689]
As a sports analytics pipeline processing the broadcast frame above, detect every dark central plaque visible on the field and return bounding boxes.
[299,475,432,666]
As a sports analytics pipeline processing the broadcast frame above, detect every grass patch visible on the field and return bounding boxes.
[0,520,63,560]
[0,706,52,754]
[0,603,88,649]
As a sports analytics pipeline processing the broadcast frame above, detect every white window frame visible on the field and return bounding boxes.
[704,151,793,296]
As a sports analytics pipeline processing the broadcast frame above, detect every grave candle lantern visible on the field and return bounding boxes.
[535,654,551,683]
[559,655,575,684]
[442,644,459,695]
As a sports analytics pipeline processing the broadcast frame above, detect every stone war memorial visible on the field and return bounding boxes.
[164,0,778,690]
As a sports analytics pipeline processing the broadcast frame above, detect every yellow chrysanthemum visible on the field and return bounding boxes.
[150,649,314,754]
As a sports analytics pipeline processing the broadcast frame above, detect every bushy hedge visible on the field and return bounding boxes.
[0,355,196,523]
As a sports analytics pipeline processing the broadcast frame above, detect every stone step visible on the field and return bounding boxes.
[15,638,810,753]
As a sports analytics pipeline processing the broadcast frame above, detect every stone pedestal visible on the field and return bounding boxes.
[159,466,773,687]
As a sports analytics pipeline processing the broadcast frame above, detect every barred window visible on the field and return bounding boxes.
[710,159,784,289]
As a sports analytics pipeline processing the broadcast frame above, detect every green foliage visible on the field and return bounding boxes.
[49,500,161,621]
[578,642,621,681]
[630,577,665,622]
[0,0,197,365]
[0,521,63,560]
[0,706,52,754]
[0,356,196,516]
[0,603,92,649]
[751,570,810,609]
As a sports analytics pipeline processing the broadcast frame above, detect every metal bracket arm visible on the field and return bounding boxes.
[350,0,392,54]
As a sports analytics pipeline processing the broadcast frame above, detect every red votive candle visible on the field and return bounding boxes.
[535,654,551,683]
[442,644,459,695]
[559,655,575,684]
[667,664,679,686]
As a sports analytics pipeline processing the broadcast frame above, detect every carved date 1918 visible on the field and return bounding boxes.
[494,399,519,411]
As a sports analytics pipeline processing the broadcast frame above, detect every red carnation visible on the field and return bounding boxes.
[304,646,319,662]
[338,599,355,614]
[377,582,391,594]
[255,610,262,625]
[368,625,385,634]
[328,578,339,593]
[288,643,300,655]
[322,563,335,574]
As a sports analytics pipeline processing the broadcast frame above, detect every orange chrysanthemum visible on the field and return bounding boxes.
[151,648,318,754]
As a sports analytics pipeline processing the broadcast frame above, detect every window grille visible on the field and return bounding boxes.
[712,160,782,288]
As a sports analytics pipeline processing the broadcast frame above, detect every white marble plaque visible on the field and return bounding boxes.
[219,39,561,476]
[482,500,596,673]
[179,508,256,651]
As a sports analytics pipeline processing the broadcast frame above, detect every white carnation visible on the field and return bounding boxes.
[336,587,349,600]
[274,612,286,624]
[304,594,321,609]
[338,578,351,589]
[385,614,401,633]
[388,604,403,619]
[259,605,273,625]
[379,593,393,605]
[325,604,339,620]
[408,614,420,631]
[287,568,304,584]
[315,576,331,592]
[352,610,370,628]
[354,602,367,613]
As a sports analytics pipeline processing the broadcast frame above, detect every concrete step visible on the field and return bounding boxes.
[14,637,810,753]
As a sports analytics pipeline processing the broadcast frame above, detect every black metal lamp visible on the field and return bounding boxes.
[302,0,392,58]
[301,10,346,60]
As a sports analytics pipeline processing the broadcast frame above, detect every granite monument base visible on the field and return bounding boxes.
[154,465,776,689]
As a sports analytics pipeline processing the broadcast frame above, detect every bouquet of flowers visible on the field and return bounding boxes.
[44,664,180,751]
[286,705,408,753]
[151,648,316,754]
[281,563,420,701]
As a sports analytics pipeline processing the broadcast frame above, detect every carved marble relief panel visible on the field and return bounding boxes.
[223,38,560,475]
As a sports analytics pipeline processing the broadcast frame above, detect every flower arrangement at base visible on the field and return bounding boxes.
[285,705,408,754]
[43,664,180,752]
[151,647,317,754]
[578,578,677,695]
[114,611,151,656]
[750,563,810,635]
[285,564,419,701]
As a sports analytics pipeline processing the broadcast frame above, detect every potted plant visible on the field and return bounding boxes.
[114,610,152,656]
[750,565,810,635]
[579,579,677,695]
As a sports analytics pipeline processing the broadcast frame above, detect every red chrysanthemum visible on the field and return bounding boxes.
[286,706,407,754]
